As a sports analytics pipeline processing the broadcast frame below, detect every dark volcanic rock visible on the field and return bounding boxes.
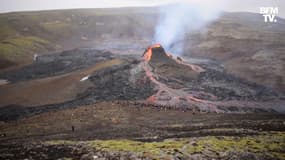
[80,61,156,101]
[195,69,281,101]
[0,46,284,122]
[148,45,199,81]
[0,48,115,82]
[0,55,157,121]
[138,45,285,113]
[149,46,175,65]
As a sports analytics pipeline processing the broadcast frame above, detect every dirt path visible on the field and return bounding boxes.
[0,59,123,107]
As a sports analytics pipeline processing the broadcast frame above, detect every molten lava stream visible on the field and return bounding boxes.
[144,49,152,61]
[142,44,219,112]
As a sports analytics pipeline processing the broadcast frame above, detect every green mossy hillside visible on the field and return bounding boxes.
[46,132,285,159]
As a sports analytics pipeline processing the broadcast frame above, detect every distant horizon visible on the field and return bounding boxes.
[1,7,284,20]
[0,0,284,17]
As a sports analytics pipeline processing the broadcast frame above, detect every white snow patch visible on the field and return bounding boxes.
[80,75,90,82]
[0,79,9,85]
[33,54,38,61]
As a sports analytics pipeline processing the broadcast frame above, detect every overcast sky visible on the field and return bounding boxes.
[1,0,284,17]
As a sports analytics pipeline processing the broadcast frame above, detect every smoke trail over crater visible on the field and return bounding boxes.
[154,1,222,55]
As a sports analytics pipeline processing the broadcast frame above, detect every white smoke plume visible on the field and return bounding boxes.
[153,0,224,55]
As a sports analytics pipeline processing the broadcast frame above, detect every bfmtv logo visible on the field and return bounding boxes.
[260,7,278,23]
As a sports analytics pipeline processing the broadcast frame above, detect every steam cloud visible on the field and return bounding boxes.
[154,1,221,55]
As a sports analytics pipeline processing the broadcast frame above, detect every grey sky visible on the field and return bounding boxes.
[0,0,284,17]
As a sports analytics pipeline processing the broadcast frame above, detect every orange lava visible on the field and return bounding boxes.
[143,44,161,61]
[141,44,215,111]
